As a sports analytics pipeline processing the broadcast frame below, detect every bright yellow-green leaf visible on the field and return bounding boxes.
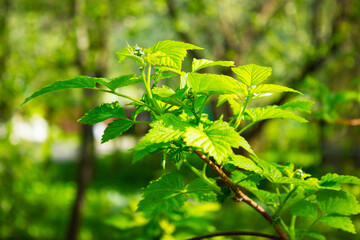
[229,155,262,173]
[251,84,300,95]
[192,58,234,72]
[184,120,254,164]
[146,40,203,70]
[232,64,272,87]
[245,106,308,123]
[186,73,244,95]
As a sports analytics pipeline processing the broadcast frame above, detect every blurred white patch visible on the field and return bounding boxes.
[260,93,273,97]
[93,122,107,141]
[51,139,78,162]
[94,122,137,155]
[115,136,137,151]
[106,190,128,207]
[10,114,48,143]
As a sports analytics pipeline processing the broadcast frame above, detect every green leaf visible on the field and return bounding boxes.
[232,64,272,87]
[22,76,101,104]
[78,102,128,125]
[137,172,187,218]
[276,177,319,190]
[280,100,315,113]
[116,45,144,65]
[103,74,141,91]
[231,171,262,188]
[320,173,360,187]
[147,40,202,70]
[290,200,318,218]
[101,120,134,143]
[317,190,360,215]
[248,189,279,205]
[217,94,241,115]
[155,66,185,76]
[186,178,217,202]
[251,157,282,182]
[186,72,244,95]
[319,215,356,234]
[138,114,190,146]
[132,142,169,164]
[116,46,133,63]
[231,171,249,182]
[184,120,254,164]
[245,106,308,123]
[152,86,176,98]
[296,230,325,240]
[229,155,262,173]
[151,72,177,85]
[192,58,234,72]
[251,84,300,95]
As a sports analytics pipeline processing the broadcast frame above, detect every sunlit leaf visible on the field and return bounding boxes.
[116,45,144,65]
[186,73,243,95]
[146,40,202,69]
[152,86,176,98]
[280,100,315,113]
[251,84,300,95]
[143,114,189,143]
[251,157,282,182]
[232,64,272,87]
[217,94,241,115]
[229,155,262,173]
[192,58,234,72]
[184,120,254,164]
[276,177,319,190]
[245,106,308,123]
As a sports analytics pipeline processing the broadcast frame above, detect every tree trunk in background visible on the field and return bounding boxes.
[67,0,92,239]
[0,0,11,122]
[0,0,10,72]
[67,0,109,239]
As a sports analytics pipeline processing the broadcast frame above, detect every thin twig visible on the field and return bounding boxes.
[194,151,290,240]
[187,231,282,240]
[334,118,360,126]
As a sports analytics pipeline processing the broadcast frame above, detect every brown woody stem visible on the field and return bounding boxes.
[194,151,290,240]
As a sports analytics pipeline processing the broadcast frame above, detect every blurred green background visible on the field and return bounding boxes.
[0,0,359,239]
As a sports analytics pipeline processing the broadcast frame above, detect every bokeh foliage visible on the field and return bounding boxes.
[0,0,359,239]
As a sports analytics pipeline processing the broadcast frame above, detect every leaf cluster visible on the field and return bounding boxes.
[24,40,359,239]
